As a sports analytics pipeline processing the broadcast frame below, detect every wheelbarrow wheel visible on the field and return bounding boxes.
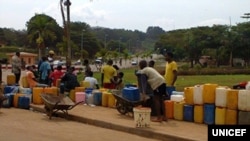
[116,102,127,115]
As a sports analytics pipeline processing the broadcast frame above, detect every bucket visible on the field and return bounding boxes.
[133,107,151,127]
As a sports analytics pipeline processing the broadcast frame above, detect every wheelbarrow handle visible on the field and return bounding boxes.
[68,101,84,110]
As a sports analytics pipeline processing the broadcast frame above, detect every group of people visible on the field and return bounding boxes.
[136,52,178,122]
[10,51,100,94]
[11,50,177,123]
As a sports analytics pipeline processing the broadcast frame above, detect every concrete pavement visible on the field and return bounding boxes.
[30,103,207,141]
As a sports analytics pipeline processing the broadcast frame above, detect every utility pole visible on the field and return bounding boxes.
[241,13,250,21]
[81,29,85,65]
[64,0,71,59]
[105,34,108,49]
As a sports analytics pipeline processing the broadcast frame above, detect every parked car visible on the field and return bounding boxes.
[95,59,102,64]
[131,60,137,65]
[53,60,65,66]
[74,59,81,65]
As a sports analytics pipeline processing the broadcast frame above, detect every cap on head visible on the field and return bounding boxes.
[49,50,55,55]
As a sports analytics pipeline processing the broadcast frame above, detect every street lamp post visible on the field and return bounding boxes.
[119,37,122,54]
[105,34,108,49]
[81,30,84,65]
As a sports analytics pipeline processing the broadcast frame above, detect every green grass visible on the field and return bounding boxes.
[175,75,250,91]
[93,68,250,92]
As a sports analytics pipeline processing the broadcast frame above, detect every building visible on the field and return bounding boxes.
[6,52,38,68]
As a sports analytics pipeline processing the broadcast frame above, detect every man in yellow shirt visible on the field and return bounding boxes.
[164,52,178,86]
[101,59,117,89]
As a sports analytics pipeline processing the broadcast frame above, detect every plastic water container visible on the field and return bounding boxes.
[7,74,16,86]
[164,100,174,119]
[238,89,250,111]
[18,96,30,109]
[75,87,85,92]
[32,87,44,104]
[174,102,184,120]
[215,107,226,125]
[184,87,194,105]
[225,109,237,125]
[86,93,94,105]
[107,93,116,108]
[170,95,184,102]
[133,107,151,127]
[238,111,250,125]
[166,86,176,97]
[215,87,229,107]
[204,104,215,125]
[194,105,203,123]
[226,89,238,110]
[21,76,29,88]
[183,104,194,122]
[172,91,184,96]
[203,83,218,104]
[122,87,140,101]
[75,92,85,104]
[4,85,19,94]
[102,92,109,107]
[2,93,15,108]
[19,87,32,95]
[14,93,26,108]
[93,91,102,106]
[193,85,203,105]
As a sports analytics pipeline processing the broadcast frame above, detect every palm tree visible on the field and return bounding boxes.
[27,14,57,59]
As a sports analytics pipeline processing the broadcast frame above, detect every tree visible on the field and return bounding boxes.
[26,14,60,59]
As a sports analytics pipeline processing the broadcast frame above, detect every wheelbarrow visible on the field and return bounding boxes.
[111,91,145,116]
[40,94,84,119]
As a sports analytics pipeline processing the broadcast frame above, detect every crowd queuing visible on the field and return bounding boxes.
[22,50,178,123]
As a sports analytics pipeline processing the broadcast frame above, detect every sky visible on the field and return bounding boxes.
[0,0,250,32]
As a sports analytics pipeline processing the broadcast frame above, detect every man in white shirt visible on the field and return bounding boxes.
[84,71,99,89]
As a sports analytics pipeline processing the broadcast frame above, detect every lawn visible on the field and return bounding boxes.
[93,68,250,92]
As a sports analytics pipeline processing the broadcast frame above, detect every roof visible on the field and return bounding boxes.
[6,52,38,57]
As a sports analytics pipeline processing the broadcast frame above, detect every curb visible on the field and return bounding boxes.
[30,104,195,141]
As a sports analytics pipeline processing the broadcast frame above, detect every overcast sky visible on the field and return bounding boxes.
[0,0,250,32]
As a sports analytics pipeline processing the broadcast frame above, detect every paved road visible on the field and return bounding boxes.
[0,108,160,141]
